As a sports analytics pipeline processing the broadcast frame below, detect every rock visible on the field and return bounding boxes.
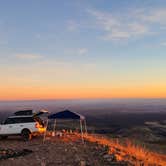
[65,148,68,152]
[103,154,117,162]
[0,148,32,160]
[41,161,46,166]
[109,161,130,166]
[103,154,110,159]
[75,155,80,163]
[80,160,86,166]
[72,146,78,151]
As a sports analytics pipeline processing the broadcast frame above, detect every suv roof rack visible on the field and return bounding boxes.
[14,110,33,116]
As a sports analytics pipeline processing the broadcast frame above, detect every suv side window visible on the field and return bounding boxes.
[14,117,35,123]
[21,117,35,123]
[4,118,14,124]
[4,117,35,124]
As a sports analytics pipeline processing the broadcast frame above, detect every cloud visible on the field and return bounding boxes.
[161,42,166,46]
[102,30,131,40]
[88,9,149,40]
[64,48,88,56]
[77,48,88,55]
[128,23,148,35]
[87,7,166,41]
[67,20,79,31]
[15,54,42,60]
[139,8,166,24]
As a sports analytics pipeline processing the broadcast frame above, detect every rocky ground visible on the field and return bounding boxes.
[0,135,129,166]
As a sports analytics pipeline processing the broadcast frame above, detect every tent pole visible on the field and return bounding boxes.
[80,119,84,143]
[43,119,48,143]
[84,119,87,134]
[53,119,56,134]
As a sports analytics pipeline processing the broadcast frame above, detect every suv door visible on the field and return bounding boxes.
[10,117,25,134]
[13,117,36,134]
[3,118,16,134]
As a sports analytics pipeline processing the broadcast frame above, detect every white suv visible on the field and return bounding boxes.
[0,115,46,140]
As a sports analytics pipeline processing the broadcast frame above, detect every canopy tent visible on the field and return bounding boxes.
[43,110,87,143]
[48,110,85,120]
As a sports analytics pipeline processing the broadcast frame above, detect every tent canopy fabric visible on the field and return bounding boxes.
[48,110,85,120]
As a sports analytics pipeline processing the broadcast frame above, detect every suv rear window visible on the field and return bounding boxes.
[4,117,35,124]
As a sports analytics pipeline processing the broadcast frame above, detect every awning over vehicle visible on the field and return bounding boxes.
[48,110,85,120]
[34,109,49,117]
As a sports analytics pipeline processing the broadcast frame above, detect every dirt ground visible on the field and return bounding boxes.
[0,135,121,166]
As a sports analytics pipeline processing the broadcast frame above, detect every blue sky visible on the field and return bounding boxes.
[0,0,166,99]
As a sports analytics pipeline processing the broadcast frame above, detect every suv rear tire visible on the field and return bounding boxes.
[21,129,32,141]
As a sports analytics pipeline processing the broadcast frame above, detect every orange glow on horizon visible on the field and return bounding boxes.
[0,84,166,100]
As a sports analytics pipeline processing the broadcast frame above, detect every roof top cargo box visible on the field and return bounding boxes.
[14,110,33,116]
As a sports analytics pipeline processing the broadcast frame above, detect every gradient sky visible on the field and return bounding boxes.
[0,0,166,100]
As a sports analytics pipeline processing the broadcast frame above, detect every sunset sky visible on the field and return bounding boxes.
[0,0,166,100]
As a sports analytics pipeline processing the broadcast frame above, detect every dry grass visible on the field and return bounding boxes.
[82,134,166,166]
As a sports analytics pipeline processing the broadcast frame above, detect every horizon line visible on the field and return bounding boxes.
[0,97,166,102]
